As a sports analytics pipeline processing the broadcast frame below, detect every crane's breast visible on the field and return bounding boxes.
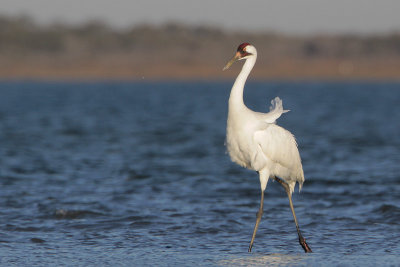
[226,120,259,170]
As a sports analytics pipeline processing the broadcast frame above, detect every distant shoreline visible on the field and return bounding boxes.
[1,58,399,81]
[0,16,399,81]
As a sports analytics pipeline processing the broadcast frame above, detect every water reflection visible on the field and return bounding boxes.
[220,253,307,266]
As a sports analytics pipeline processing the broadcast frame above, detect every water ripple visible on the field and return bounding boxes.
[0,81,399,266]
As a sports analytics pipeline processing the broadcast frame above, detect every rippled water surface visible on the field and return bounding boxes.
[0,81,399,266]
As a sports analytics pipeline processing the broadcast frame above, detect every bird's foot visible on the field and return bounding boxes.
[299,236,312,253]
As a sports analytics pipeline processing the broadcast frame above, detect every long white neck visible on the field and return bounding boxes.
[228,55,257,111]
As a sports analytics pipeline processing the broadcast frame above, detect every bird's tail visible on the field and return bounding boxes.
[264,97,290,123]
[269,97,290,114]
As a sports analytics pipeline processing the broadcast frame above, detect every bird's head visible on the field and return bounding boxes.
[223,43,257,71]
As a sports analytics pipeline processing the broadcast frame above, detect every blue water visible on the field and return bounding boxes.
[0,81,399,266]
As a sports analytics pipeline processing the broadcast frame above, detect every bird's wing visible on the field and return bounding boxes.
[261,97,290,124]
[253,123,304,191]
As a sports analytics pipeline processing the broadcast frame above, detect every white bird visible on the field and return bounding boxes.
[223,43,312,253]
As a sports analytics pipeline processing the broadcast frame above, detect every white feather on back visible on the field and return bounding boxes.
[253,123,304,193]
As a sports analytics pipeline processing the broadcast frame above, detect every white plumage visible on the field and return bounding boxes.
[227,96,304,194]
[223,43,312,253]
[225,44,303,194]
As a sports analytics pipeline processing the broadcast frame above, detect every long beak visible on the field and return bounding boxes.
[223,52,240,71]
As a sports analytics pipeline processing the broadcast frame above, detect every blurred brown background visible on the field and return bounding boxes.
[0,11,400,80]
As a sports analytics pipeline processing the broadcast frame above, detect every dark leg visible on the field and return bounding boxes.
[248,189,264,252]
[274,177,312,253]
